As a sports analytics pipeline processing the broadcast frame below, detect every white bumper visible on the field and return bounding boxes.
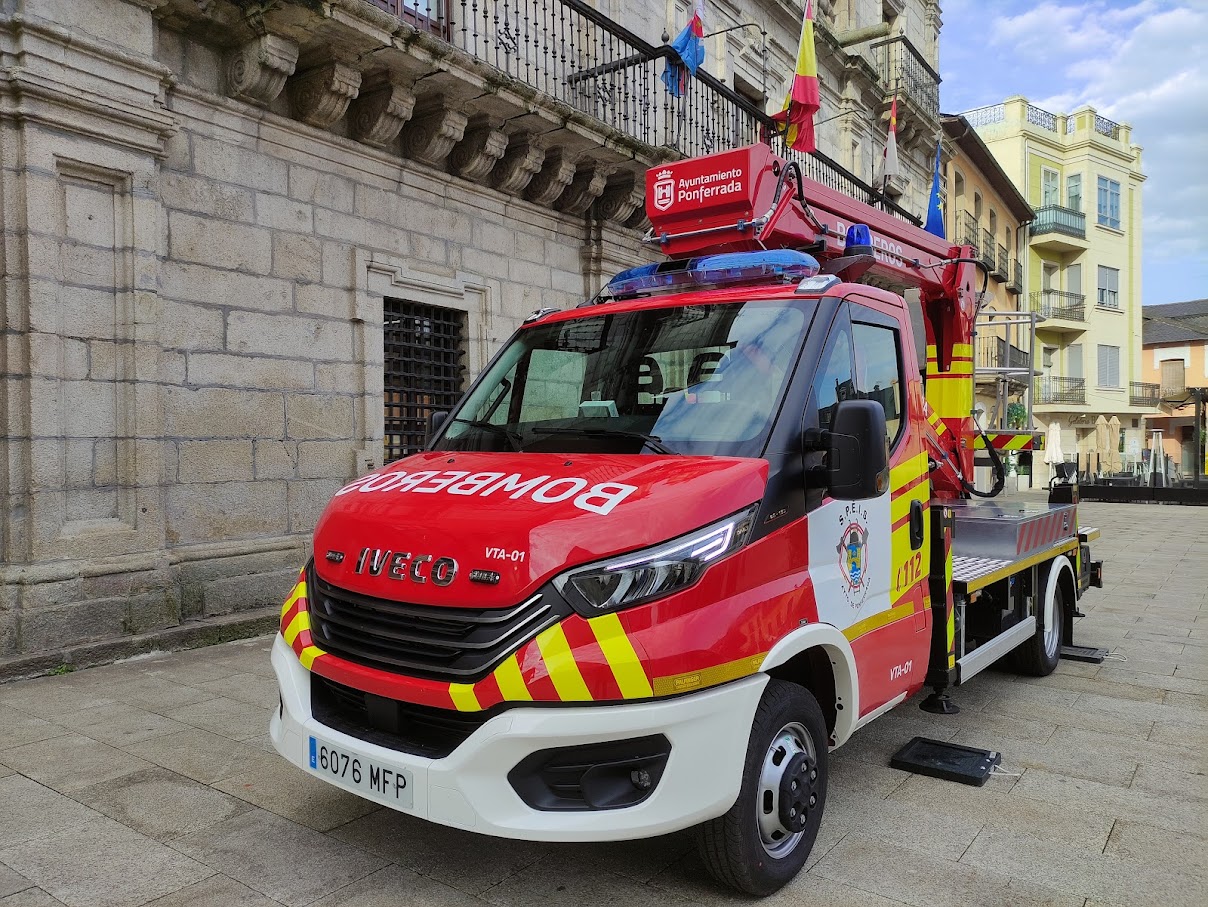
[269,634,766,841]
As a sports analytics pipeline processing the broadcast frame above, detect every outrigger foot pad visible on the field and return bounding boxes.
[919,690,960,714]
[1060,644,1107,664]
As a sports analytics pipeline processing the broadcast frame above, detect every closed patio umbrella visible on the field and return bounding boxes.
[1107,415,1123,472]
[1044,420,1064,481]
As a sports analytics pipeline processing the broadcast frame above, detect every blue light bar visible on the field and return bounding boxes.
[605,250,821,299]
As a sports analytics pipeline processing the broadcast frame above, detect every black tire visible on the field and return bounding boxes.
[1010,563,1066,676]
[695,679,829,896]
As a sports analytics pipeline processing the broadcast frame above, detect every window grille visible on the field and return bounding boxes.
[383,300,466,462]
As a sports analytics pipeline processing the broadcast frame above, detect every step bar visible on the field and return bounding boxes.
[957,617,1036,683]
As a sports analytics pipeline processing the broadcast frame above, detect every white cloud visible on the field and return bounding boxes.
[941,1,1208,304]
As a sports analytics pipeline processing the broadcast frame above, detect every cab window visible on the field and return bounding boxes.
[852,321,904,448]
[812,318,855,433]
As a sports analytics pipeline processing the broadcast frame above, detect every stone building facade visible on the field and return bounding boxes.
[0,0,941,670]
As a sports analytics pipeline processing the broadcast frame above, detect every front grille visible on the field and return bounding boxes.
[307,572,565,681]
[311,675,488,759]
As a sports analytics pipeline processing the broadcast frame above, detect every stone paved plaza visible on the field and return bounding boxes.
[0,500,1204,907]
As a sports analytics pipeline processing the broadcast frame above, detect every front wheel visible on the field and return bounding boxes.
[695,679,829,896]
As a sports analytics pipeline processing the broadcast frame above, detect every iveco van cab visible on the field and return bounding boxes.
[270,144,1101,896]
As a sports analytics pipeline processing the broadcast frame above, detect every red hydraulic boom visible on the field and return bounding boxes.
[644,144,985,501]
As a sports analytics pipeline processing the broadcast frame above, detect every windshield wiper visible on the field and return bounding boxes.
[449,418,523,451]
[540,426,678,455]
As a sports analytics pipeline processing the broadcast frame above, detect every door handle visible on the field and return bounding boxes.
[909,500,925,550]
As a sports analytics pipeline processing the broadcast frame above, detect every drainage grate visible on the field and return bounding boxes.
[383,299,466,463]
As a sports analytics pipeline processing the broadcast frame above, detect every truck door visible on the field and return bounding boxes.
[806,300,931,718]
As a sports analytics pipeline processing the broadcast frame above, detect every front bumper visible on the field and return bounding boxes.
[269,633,766,841]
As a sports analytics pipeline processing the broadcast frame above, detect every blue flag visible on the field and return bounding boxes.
[662,3,705,98]
[924,136,945,238]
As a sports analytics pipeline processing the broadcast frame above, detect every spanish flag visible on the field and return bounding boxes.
[772,0,820,153]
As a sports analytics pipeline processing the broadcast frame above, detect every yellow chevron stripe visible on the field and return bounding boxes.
[891,483,930,525]
[844,602,915,642]
[283,611,310,646]
[281,581,307,618]
[588,613,653,699]
[449,683,481,712]
[299,645,324,670]
[890,451,929,490]
[536,625,593,701]
[493,654,533,702]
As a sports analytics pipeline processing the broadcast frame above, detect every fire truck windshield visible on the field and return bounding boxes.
[436,299,816,458]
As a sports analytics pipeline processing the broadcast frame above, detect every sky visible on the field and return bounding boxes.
[938,0,1208,307]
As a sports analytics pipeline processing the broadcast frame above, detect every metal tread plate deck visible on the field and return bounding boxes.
[951,536,1081,593]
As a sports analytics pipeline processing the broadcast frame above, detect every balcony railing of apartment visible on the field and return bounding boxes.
[1030,290,1086,322]
[979,229,996,269]
[1130,382,1160,407]
[976,336,1029,371]
[1036,376,1086,405]
[869,35,940,121]
[1026,104,1057,132]
[962,103,1004,127]
[1008,259,1023,294]
[372,1,920,223]
[1031,205,1086,240]
[958,212,980,251]
[993,244,1009,281]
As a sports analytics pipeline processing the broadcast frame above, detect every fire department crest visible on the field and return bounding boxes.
[836,517,870,608]
[653,170,675,211]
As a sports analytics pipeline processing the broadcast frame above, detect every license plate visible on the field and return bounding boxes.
[307,736,414,810]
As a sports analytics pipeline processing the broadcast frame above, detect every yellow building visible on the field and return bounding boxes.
[964,97,1150,476]
[941,114,1033,434]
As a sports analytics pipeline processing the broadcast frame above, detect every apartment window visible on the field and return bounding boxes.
[1097,344,1121,388]
[1042,168,1059,206]
[1066,263,1082,295]
[974,191,983,220]
[989,210,998,236]
[1066,343,1083,379]
[1097,265,1120,308]
[1097,176,1121,229]
[954,170,965,198]
[1067,173,1082,212]
[383,299,467,462]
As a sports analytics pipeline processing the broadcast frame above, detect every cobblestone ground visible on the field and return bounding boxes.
[1,500,1205,907]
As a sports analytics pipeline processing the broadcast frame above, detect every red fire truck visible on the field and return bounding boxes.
[270,144,1102,895]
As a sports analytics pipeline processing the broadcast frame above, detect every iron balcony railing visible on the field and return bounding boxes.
[1036,376,1086,405]
[1130,382,1160,407]
[995,244,1009,281]
[1031,205,1086,240]
[1030,290,1086,322]
[1008,259,1023,294]
[870,35,940,121]
[976,335,1029,372]
[958,212,979,252]
[979,229,996,269]
[372,0,919,223]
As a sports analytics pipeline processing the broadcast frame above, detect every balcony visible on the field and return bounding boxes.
[1008,259,1023,295]
[870,35,940,138]
[1031,205,1088,252]
[1130,382,1160,407]
[153,0,921,231]
[979,229,995,271]
[993,244,1009,282]
[958,212,980,252]
[1036,376,1086,406]
[1030,290,1086,333]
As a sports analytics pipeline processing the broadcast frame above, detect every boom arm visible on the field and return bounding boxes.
[645,144,984,499]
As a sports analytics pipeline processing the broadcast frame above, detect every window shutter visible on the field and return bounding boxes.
[1097,344,1120,388]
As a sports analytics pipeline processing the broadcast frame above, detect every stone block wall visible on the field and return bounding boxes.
[0,0,653,669]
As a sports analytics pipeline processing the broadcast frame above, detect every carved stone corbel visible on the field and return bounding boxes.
[289,62,362,129]
[449,116,509,183]
[401,102,469,168]
[225,34,299,106]
[525,148,578,208]
[597,175,645,225]
[349,78,416,148]
[556,161,615,216]
[491,135,546,196]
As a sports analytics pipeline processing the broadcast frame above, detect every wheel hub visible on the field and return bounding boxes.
[755,721,818,858]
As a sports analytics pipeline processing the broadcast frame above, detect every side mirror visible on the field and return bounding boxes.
[427,410,449,443]
[826,400,889,499]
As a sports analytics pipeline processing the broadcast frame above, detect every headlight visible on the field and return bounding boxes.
[553,504,759,616]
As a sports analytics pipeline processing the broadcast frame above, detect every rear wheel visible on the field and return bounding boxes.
[1010,562,1067,676]
[696,680,828,896]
